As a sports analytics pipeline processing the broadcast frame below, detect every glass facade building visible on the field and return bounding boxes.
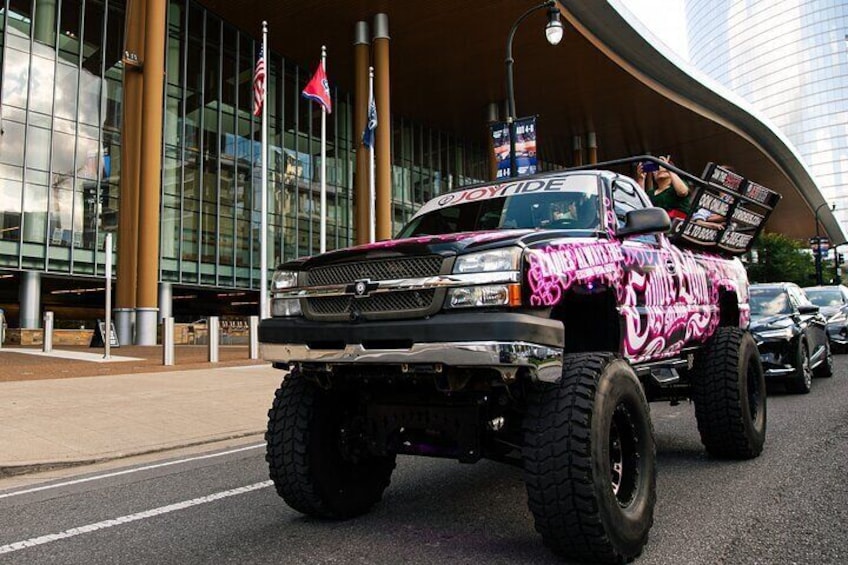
[0,0,490,310]
[686,0,848,226]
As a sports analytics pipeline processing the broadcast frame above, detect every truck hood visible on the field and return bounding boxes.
[281,229,596,270]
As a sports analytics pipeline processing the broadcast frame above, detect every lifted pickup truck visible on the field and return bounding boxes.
[259,157,779,563]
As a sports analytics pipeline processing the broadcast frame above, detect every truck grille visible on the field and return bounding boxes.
[307,289,436,317]
[303,255,447,321]
[306,256,444,286]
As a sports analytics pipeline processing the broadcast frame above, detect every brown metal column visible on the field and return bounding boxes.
[116,0,145,344]
[135,0,166,345]
[353,22,370,245]
[373,14,392,241]
[587,131,597,164]
[572,135,583,166]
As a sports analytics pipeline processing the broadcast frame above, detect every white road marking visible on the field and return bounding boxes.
[0,481,273,555]
[0,443,265,500]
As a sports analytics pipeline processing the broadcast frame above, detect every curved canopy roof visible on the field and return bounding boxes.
[200,0,844,243]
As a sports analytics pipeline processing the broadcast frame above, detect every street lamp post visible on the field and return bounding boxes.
[505,0,563,177]
[814,202,835,285]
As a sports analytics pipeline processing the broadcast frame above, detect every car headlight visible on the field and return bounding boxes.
[272,270,299,290]
[828,313,847,324]
[453,247,521,274]
[755,327,794,340]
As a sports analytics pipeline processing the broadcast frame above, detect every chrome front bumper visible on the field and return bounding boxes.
[260,340,563,382]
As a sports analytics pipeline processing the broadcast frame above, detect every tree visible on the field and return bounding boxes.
[746,232,815,285]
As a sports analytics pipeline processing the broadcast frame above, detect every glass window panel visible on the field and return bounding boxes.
[28,52,55,115]
[0,119,25,166]
[0,176,24,242]
[48,186,75,247]
[51,129,76,176]
[82,0,104,76]
[58,0,82,62]
[26,125,51,171]
[7,0,33,48]
[161,204,179,259]
[1,48,30,108]
[103,77,122,131]
[104,0,125,77]
[22,182,47,243]
[55,63,80,120]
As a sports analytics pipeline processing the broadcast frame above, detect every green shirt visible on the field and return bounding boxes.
[647,186,690,214]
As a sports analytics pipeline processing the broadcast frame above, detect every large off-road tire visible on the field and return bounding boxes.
[523,353,656,564]
[814,341,833,379]
[692,327,766,459]
[785,339,812,394]
[265,371,396,519]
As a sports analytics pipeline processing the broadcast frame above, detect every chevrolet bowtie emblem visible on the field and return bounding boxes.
[347,278,379,298]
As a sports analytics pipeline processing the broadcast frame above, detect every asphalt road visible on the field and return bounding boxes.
[2,359,848,564]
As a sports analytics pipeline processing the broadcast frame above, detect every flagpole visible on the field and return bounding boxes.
[319,45,328,254]
[260,21,269,319]
[368,66,376,244]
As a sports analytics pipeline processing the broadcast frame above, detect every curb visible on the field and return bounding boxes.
[0,431,265,479]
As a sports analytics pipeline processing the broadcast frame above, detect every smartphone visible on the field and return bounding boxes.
[641,161,660,172]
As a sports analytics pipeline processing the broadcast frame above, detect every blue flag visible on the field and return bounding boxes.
[363,93,377,148]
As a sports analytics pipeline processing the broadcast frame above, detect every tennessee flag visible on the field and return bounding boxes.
[302,61,332,114]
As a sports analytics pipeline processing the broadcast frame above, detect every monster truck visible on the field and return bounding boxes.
[259,157,779,563]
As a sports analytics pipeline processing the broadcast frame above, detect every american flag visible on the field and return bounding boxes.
[252,45,266,117]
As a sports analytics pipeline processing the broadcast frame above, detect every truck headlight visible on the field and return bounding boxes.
[272,270,299,289]
[271,270,301,316]
[446,284,521,309]
[453,247,521,274]
[272,298,302,317]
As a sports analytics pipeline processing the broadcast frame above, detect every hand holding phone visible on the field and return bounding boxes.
[641,161,659,172]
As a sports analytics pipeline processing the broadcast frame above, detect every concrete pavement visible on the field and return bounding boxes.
[0,363,285,476]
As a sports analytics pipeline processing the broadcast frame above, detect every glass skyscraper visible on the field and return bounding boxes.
[686,0,848,227]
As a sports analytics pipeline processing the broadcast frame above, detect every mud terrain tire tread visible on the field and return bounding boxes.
[523,353,656,564]
[692,327,766,459]
[265,372,395,519]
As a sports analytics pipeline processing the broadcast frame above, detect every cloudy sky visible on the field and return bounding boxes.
[617,0,690,60]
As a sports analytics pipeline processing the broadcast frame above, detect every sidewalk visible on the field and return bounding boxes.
[0,346,285,476]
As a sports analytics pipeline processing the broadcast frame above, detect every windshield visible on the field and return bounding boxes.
[804,288,841,308]
[749,288,792,316]
[397,175,600,238]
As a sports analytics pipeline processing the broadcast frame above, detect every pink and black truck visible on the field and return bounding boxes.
[259,158,779,563]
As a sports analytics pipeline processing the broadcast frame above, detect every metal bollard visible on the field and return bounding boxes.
[249,316,259,360]
[208,316,219,363]
[43,311,54,353]
[163,317,175,366]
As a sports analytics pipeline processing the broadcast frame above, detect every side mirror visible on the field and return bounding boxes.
[616,208,671,238]
[797,304,819,315]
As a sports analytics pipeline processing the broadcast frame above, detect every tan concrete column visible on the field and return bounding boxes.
[572,135,583,166]
[116,0,145,342]
[373,14,392,241]
[353,22,370,245]
[135,0,166,345]
[587,131,597,164]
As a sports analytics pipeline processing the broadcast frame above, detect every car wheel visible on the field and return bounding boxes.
[814,340,833,378]
[786,339,812,394]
